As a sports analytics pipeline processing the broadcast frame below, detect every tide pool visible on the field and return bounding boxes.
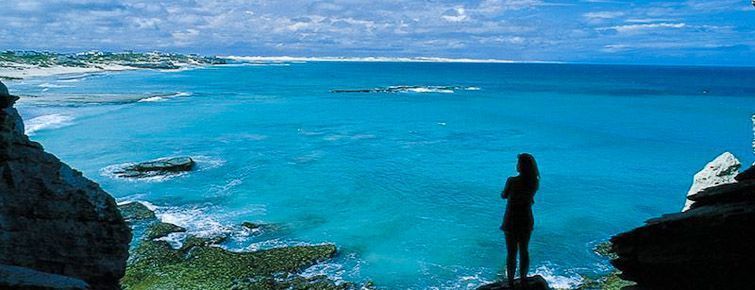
[10,62,755,289]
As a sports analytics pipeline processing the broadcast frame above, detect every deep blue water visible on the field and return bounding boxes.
[10,62,755,289]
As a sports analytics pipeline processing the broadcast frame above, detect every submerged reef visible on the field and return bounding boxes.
[0,80,132,289]
[610,153,755,289]
[119,202,367,290]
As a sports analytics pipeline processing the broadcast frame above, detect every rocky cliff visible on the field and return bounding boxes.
[0,81,132,289]
[610,153,755,289]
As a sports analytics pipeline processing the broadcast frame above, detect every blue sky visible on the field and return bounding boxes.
[0,0,753,65]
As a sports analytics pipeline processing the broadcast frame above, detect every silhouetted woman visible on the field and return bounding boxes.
[501,153,539,288]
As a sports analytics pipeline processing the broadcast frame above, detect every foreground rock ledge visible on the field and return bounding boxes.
[0,80,132,289]
[611,155,755,289]
[477,275,550,290]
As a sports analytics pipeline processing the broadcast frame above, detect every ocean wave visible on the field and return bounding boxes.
[330,85,481,94]
[156,206,232,239]
[38,82,74,88]
[534,265,583,289]
[24,114,74,135]
[138,92,192,102]
[224,55,556,64]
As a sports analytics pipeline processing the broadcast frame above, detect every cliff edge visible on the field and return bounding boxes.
[610,153,755,289]
[0,81,132,289]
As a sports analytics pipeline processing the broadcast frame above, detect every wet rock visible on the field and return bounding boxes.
[611,153,755,289]
[124,223,339,289]
[232,273,355,290]
[477,275,550,290]
[114,156,194,178]
[144,222,186,240]
[242,221,263,230]
[119,201,157,222]
[0,80,131,289]
[682,152,740,211]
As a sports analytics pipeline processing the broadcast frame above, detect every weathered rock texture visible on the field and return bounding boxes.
[682,152,740,211]
[0,81,132,289]
[611,154,755,289]
[113,156,194,178]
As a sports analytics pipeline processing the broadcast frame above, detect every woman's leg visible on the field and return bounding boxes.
[504,231,518,286]
[518,230,532,283]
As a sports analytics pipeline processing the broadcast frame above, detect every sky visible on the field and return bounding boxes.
[0,0,753,65]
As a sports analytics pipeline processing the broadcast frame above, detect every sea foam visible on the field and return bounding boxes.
[24,114,74,135]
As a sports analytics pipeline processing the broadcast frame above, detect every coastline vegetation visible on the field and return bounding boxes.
[0,50,226,70]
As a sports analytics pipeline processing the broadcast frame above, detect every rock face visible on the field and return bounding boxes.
[477,275,550,290]
[611,154,755,289]
[682,152,740,211]
[0,81,132,289]
[114,156,194,178]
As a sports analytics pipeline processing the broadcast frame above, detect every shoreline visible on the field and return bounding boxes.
[0,63,138,80]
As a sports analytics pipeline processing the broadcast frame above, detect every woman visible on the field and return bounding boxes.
[501,153,539,287]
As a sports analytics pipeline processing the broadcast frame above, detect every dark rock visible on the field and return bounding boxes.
[735,164,755,182]
[0,81,20,108]
[144,222,186,240]
[477,275,550,290]
[118,201,157,222]
[610,155,755,289]
[0,81,131,289]
[114,156,194,178]
[242,221,261,230]
[0,263,89,289]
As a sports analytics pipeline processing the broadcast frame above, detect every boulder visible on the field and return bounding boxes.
[119,201,157,222]
[0,80,132,289]
[114,156,194,178]
[735,164,755,182]
[477,275,550,290]
[682,152,740,211]
[0,264,89,289]
[611,154,755,289]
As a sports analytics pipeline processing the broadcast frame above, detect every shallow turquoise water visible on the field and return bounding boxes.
[11,62,755,289]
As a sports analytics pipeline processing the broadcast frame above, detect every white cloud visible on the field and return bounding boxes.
[583,11,624,21]
[603,22,687,33]
[441,7,467,22]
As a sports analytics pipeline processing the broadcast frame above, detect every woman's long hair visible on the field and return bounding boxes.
[517,153,539,192]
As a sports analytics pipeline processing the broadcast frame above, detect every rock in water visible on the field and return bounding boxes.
[682,152,740,211]
[0,81,131,289]
[611,153,755,289]
[114,156,194,178]
[477,275,550,290]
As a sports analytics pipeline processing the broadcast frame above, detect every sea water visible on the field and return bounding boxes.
[10,62,755,289]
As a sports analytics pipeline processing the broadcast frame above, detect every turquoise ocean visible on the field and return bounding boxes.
[10,61,755,289]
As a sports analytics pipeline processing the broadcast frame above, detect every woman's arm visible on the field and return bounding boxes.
[501,177,512,199]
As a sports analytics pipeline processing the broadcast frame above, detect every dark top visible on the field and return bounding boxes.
[501,176,536,233]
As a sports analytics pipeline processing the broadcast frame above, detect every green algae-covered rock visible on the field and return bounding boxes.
[118,202,157,223]
[593,241,618,260]
[123,222,339,290]
[143,222,186,240]
[577,271,634,290]
[231,273,353,290]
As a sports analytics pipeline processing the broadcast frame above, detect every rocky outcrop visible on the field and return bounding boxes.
[611,154,755,289]
[682,152,740,211]
[477,275,550,290]
[114,156,194,178]
[119,203,360,290]
[0,81,132,289]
